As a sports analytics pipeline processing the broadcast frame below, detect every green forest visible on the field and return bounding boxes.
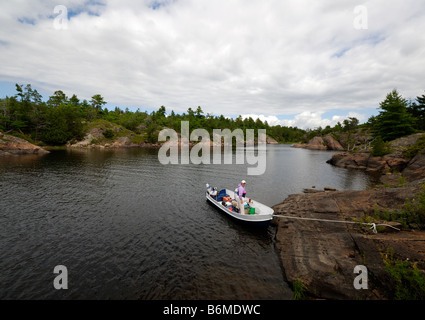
[0,84,424,146]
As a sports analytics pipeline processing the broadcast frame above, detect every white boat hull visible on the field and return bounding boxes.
[205,188,274,227]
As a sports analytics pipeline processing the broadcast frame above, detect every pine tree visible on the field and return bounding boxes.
[375,89,416,141]
[408,92,425,131]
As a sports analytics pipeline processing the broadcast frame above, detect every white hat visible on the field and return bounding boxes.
[241,180,246,184]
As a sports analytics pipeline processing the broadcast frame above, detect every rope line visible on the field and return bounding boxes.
[273,214,401,234]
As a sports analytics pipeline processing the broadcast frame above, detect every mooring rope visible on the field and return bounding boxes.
[273,214,401,234]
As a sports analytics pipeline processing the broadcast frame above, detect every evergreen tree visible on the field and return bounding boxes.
[47,90,68,107]
[195,106,204,119]
[41,105,70,145]
[69,94,80,106]
[157,106,167,118]
[374,89,415,141]
[342,117,359,132]
[90,94,106,115]
[408,92,425,131]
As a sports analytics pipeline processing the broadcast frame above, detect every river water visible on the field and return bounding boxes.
[0,144,378,300]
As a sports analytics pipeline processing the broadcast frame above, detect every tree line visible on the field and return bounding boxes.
[1,84,424,146]
[0,84,305,145]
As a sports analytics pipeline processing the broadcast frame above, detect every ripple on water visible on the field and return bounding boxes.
[0,146,378,299]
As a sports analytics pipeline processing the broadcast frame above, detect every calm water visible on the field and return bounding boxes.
[0,145,378,300]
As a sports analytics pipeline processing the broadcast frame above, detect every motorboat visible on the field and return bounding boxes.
[205,184,274,227]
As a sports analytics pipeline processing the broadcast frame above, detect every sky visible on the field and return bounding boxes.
[0,0,424,129]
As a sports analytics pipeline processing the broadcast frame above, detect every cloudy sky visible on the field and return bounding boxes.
[0,0,424,129]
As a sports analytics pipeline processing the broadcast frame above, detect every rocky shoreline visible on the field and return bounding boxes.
[292,134,345,151]
[326,133,425,185]
[67,126,280,149]
[1,128,280,155]
[272,184,425,299]
[273,132,425,299]
[0,132,49,156]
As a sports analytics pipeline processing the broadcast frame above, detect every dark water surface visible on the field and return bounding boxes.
[0,145,378,299]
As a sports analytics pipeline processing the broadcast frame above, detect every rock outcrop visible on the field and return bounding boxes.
[68,123,148,149]
[266,135,279,144]
[327,133,425,182]
[293,134,344,151]
[389,133,425,153]
[273,186,425,300]
[0,132,49,156]
[322,135,345,151]
[292,129,417,153]
[402,152,425,182]
[326,152,409,173]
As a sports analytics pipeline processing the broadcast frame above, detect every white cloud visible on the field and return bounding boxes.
[0,0,424,127]
[280,112,334,130]
[243,111,368,130]
[241,114,282,127]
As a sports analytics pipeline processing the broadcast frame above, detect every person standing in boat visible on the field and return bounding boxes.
[236,180,247,213]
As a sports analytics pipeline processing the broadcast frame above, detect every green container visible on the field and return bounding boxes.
[249,207,255,215]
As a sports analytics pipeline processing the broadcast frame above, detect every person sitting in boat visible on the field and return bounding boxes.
[235,180,247,213]
[210,187,218,199]
[206,184,218,199]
